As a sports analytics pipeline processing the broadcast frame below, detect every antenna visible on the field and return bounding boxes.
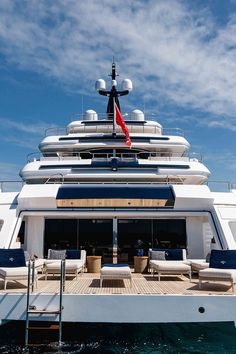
[81,95,84,115]
[95,61,133,134]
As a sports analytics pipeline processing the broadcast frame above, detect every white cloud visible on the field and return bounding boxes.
[0,117,53,134]
[1,0,236,126]
[0,117,56,149]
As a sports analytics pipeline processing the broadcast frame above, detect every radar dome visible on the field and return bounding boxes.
[131,109,144,121]
[122,79,133,91]
[95,79,106,91]
[83,110,98,121]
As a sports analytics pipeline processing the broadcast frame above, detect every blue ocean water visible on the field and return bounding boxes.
[0,322,236,353]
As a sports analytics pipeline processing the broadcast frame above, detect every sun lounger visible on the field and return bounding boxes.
[199,250,236,293]
[44,260,83,280]
[0,249,37,290]
[149,248,191,281]
[44,249,86,279]
[0,266,38,290]
[100,264,132,287]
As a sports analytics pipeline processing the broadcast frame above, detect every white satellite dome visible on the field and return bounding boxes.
[122,79,133,91]
[131,109,144,121]
[95,79,106,91]
[83,110,98,121]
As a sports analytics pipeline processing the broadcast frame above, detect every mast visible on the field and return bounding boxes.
[96,60,131,135]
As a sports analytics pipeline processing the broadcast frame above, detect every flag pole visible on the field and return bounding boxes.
[113,98,116,158]
[113,98,116,136]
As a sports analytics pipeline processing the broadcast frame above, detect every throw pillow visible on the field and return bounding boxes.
[49,249,66,260]
[66,249,81,259]
[150,250,166,260]
[0,249,26,267]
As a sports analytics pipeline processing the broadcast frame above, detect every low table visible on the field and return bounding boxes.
[100,264,132,287]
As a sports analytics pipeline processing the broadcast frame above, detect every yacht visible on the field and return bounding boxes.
[0,62,236,328]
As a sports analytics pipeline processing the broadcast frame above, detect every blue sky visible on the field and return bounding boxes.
[0,0,236,188]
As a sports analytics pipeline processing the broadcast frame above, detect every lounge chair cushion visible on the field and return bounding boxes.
[45,260,84,272]
[101,264,131,276]
[199,268,236,281]
[209,250,236,269]
[0,249,26,267]
[0,266,36,278]
[190,260,209,271]
[150,260,191,272]
[26,259,45,269]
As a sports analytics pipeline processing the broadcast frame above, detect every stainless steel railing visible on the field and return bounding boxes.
[27,151,202,163]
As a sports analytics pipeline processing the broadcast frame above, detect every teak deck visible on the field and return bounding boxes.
[0,272,234,295]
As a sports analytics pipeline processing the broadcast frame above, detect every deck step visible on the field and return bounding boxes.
[28,324,59,330]
[28,309,60,314]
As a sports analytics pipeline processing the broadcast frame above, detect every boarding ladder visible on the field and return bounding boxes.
[25,259,66,347]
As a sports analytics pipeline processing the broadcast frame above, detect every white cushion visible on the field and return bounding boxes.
[0,267,36,277]
[26,259,45,268]
[101,266,131,276]
[46,261,82,271]
[191,261,209,271]
[199,268,236,281]
[150,260,190,272]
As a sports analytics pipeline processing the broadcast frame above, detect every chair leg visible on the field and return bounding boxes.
[199,278,202,289]
[189,271,192,282]
[232,280,234,293]
[4,279,7,290]
[100,278,102,287]
[158,273,161,281]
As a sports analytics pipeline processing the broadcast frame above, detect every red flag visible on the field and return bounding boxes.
[115,103,132,147]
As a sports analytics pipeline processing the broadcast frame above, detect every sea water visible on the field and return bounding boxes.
[0,322,236,353]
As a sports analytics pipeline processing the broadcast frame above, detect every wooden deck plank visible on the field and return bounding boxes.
[0,272,234,295]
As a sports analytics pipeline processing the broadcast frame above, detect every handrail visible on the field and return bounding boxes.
[44,117,184,137]
[45,173,65,184]
[206,180,236,191]
[27,151,202,163]
[44,177,186,185]
[25,259,36,346]
[58,259,65,347]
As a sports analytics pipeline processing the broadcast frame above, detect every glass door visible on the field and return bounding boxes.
[117,219,153,263]
[44,219,78,256]
[78,219,113,262]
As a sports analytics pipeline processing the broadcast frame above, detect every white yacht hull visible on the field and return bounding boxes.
[1,292,236,324]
